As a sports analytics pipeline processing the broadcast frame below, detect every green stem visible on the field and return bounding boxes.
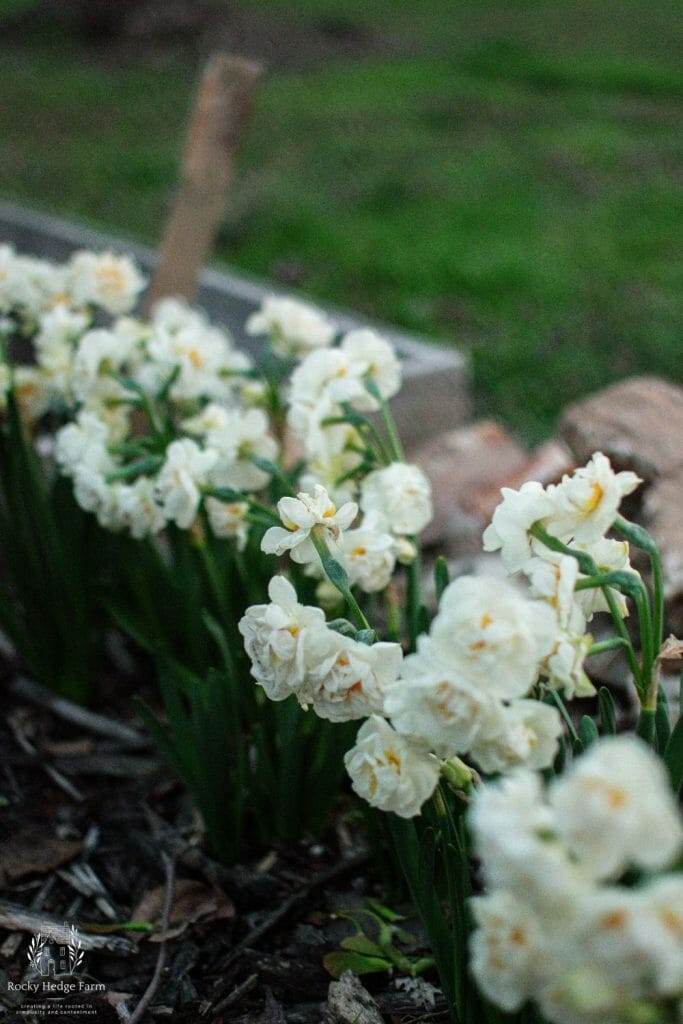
[588,637,630,656]
[365,377,404,462]
[613,514,665,653]
[310,531,371,631]
[531,523,643,691]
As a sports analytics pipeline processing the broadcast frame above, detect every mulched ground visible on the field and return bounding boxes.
[0,663,447,1024]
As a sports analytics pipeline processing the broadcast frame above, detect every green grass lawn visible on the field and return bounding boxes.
[0,1,681,442]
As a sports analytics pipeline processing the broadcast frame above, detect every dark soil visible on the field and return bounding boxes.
[0,670,447,1023]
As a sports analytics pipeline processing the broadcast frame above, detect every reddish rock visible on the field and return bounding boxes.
[645,469,683,633]
[560,376,683,481]
[410,420,529,549]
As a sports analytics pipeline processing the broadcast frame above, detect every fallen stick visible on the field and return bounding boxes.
[143,52,263,312]
[10,676,149,750]
[8,714,84,803]
[127,853,175,1024]
[0,901,138,956]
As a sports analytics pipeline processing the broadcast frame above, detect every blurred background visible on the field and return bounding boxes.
[0,0,680,442]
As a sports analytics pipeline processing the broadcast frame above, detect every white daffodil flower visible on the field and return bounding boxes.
[205,497,249,549]
[430,575,558,700]
[546,452,641,544]
[549,736,683,881]
[360,462,433,536]
[469,699,563,775]
[118,476,167,539]
[261,483,358,565]
[155,438,218,529]
[384,636,497,758]
[238,575,327,701]
[246,295,336,357]
[344,715,439,818]
[470,891,544,1013]
[342,511,399,593]
[302,633,403,722]
[68,250,145,316]
[483,480,557,572]
[207,407,278,492]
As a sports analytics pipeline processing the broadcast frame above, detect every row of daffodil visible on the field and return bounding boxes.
[240,450,643,814]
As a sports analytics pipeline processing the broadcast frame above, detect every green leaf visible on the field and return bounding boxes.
[598,687,617,736]
[365,897,405,923]
[340,934,386,957]
[656,685,671,751]
[434,556,450,601]
[322,951,391,978]
[664,699,683,794]
[579,715,599,748]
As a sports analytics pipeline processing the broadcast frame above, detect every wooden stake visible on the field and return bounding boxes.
[144,53,263,313]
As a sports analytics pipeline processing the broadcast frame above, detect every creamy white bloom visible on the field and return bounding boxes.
[55,410,113,476]
[526,553,580,629]
[430,576,558,700]
[207,407,278,492]
[238,575,326,701]
[469,700,562,775]
[33,303,89,393]
[155,439,218,529]
[302,633,403,722]
[339,329,402,406]
[483,481,557,572]
[384,636,496,757]
[144,321,250,403]
[342,512,398,593]
[117,476,167,539]
[633,874,683,995]
[288,347,366,415]
[13,365,54,421]
[550,736,683,880]
[573,537,636,619]
[261,484,358,565]
[245,295,335,356]
[469,771,586,914]
[344,715,439,818]
[181,402,231,437]
[360,462,432,536]
[71,327,133,403]
[470,891,544,1012]
[545,631,594,699]
[150,296,208,334]
[287,329,401,421]
[68,251,145,315]
[205,497,249,549]
[546,452,641,544]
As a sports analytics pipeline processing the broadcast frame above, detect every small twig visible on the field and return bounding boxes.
[54,754,161,778]
[210,972,258,1016]
[210,849,369,1007]
[10,676,149,750]
[127,852,176,1024]
[0,901,137,955]
[8,714,84,802]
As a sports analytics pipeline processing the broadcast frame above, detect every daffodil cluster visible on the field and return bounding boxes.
[469,736,683,1024]
[0,244,145,417]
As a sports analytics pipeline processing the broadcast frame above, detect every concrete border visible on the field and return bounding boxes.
[0,199,470,445]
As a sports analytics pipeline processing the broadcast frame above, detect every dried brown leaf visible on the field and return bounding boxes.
[132,878,234,941]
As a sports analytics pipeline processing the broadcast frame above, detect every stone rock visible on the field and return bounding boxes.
[324,972,384,1024]
[410,420,529,549]
[411,422,572,554]
[466,438,573,522]
[645,469,683,632]
[560,376,683,482]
